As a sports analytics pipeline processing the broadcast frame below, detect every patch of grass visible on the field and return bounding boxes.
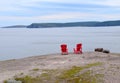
[32,68,39,71]
[42,69,57,72]
[3,80,7,83]
[84,62,102,68]
[59,62,102,79]
[15,75,40,83]
[4,79,22,83]
[57,70,103,83]
[59,66,83,79]
[78,70,103,83]
[10,69,57,83]
[40,73,51,80]
[56,62,103,83]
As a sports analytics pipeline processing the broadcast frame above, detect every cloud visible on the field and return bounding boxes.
[0,0,120,26]
[0,0,120,12]
[38,0,120,7]
[0,12,120,23]
[1,0,120,10]
[102,0,120,7]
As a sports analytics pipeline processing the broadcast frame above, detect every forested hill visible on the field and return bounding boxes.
[2,25,27,28]
[1,20,120,28]
[27,20,120,28]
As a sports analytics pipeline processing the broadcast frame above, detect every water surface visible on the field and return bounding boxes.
[0,27,120,60]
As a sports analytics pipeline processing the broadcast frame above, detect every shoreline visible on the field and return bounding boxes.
[1,51,120,61]
[0,52,120,83]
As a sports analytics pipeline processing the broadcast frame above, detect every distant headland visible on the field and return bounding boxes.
[1,20,120,28]
[1,25,27,28]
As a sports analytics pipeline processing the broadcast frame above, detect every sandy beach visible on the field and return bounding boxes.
[0,52,120,83]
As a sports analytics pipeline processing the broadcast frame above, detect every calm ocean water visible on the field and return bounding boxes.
[0,27,120,60]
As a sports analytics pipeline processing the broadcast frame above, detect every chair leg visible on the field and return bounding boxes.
[80,49,82,54]
[73,49,79,54]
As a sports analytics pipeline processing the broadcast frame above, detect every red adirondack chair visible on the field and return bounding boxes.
[73,43,82,54]
[60,44,68,55]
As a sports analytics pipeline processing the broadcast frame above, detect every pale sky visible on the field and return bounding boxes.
[0,0,120,26]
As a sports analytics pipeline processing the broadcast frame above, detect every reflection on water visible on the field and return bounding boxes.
[0,26,120,60]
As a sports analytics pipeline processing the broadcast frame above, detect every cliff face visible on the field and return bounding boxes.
[27,20,120,28]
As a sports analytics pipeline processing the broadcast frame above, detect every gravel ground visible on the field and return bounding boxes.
[0,52,120,83]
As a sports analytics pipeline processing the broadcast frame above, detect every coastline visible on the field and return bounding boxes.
[0,52,120,83]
